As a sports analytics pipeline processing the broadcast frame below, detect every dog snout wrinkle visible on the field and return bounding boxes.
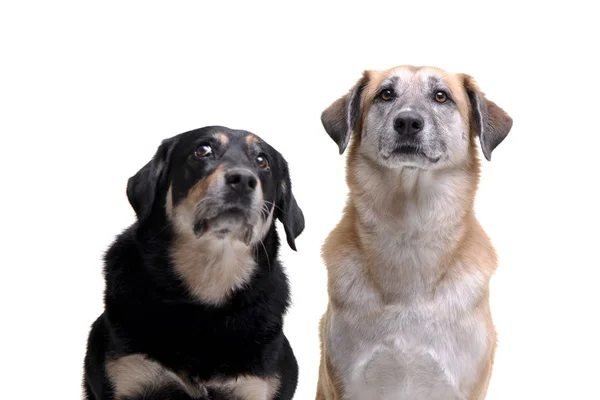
[225,169,257,195]
[394,111,424,136]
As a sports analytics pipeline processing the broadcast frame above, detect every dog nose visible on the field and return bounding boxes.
[225,170,257,194]
[394,111,424,136]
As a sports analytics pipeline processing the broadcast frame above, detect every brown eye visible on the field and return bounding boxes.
[194,144,213,158]
[379,89,394,101]
[434,91,448,103]
[255,155,269,169]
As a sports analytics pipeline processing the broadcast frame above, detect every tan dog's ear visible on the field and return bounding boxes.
[463,75,513,161]
[321,72,370,154]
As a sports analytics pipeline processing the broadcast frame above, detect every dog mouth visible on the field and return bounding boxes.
[193,207,255,244]
[387,145,441,163]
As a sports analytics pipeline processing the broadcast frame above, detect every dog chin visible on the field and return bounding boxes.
[193,209,255,245]
[379,149,441,169]
[378,155,433,170]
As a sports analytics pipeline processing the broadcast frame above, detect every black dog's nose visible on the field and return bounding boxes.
[225,170,257,194]
[394,111,424,136]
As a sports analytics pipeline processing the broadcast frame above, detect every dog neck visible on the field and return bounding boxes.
[169,227,258,306]
[344,142,480,301]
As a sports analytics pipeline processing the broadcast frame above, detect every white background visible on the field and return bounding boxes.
[1,1,599,399]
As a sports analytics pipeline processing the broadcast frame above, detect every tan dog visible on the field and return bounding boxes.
[316,66,512,400]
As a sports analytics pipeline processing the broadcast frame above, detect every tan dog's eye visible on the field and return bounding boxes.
[256,155,269,169]
[194,144,213,158]
[434,91,448,103]
[379,89,394,101]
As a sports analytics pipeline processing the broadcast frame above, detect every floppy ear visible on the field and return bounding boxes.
[321,72,370,154]
[463,75,513,161]
[275,162,305,251]
[126,137,177,224]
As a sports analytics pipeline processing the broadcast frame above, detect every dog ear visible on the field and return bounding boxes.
[463,75,513,161]
[126,137,177,224]
[321,72,370,154]
[275,160,305,251]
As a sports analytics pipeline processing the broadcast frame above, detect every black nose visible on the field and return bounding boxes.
[225,170,257,194]
[394,111,424,136]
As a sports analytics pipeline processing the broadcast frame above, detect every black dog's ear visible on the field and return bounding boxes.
[463,74,513,161]
[321,71,370,154]
[126,137,177,224]
[275,161,304,251]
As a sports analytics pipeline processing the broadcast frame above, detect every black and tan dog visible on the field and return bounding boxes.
[84,126,304,400]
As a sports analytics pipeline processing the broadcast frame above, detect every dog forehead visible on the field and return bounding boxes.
[176,128,265,150]
[375,66,469,115]
[216,130,266,150]
[372,66,453,88]
[382,66,446,90]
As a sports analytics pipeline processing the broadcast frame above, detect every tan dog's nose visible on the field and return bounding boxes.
[394,111,424,136]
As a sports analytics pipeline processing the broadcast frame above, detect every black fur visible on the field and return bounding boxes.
[83,126,303,399]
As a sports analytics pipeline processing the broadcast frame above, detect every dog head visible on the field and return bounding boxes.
[321,66,512,168]
[126,126,304,250]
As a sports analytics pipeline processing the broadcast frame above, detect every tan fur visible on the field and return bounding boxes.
[106,354,207,399]
[106,354,279,399]
[171,230,256,306]
[169,165,257,306]
[317,66,508,399]
[172,164,224,221]
[106,354,174,399]
[316,311,344,400]
[216,375,281,400]
[215,132,230,145]
[246,134,259,145]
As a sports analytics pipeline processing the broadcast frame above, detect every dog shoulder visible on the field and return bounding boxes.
[433,214,498,322]
[103,225,143,278]
[456,215,498,277]
[322,205,381,311]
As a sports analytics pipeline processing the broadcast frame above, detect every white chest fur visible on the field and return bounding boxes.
[328,293,489,400]
[326,208,492,398]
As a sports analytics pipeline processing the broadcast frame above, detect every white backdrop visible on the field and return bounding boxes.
[1,1,599,399]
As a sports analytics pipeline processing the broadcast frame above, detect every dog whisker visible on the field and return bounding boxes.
[263,200,283,214]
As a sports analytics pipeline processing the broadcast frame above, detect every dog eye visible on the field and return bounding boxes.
[434,91,448,103]
[255,155,269,169]
[379,89,394,101]
[194,144,213,159]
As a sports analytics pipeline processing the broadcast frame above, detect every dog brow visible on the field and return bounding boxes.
[245,134,259,145]
[214,132,229,145]
[380,75,399,89]
[427,75,444,91]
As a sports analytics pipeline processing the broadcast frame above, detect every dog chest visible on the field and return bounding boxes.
[329,305,489,400]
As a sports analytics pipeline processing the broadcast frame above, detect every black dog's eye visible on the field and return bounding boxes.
[434,91,448,103]
[379,89,394,101]
[194,144,213,159]
[255,155,269,169]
